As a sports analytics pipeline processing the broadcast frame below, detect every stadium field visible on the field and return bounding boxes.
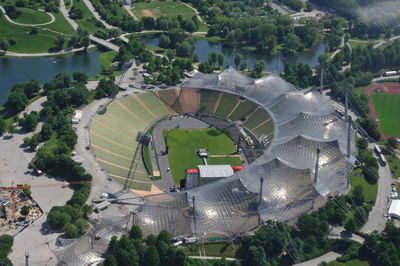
[371,93,400,135]
[163,128,238,184]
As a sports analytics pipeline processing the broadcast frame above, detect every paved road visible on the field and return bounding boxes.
[189,256,244,261]
[180,2,209,26]
[152,116,210,190]
[328,226,364,244]
[361,143,393,233]
[373,74,400,82]
[124,5,138,21]
[0,5,55,26]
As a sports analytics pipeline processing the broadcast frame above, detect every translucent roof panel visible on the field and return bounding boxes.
[268,89,334,124]
[134,193,193,237]
[276,113,357,158]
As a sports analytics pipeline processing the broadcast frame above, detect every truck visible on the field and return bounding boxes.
[379,154,387,166]
[383,71,398,77]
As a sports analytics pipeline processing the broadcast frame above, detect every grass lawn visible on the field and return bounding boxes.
[383,151,400,179]
[163,128,238,184]
[327,259,370,266]
[43,12,75,35]
[71,0,100,34]
[184,242,240,258]
[99,51,116,69]
[350,168,378,204]
[371,93,400,135]
[13,7,52,24]
[132,0,195,20]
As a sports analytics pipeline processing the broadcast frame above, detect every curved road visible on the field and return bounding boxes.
[0,5,55,26]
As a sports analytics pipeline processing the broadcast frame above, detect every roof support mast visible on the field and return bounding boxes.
[312,148,320,209]
[345,87,349,122]
[258,177,264,224]
[320,63,324,94]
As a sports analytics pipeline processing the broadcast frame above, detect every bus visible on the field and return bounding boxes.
[379,154,387,166]
[374,145,382,155]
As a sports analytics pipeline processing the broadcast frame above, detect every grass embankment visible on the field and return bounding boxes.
[163,128,241,184]
[327,259,370,266]
[383,151,400,179]
[99,50,116,69]
[349,168,378,204]
[13,7,52,24]
[371,93,400,135]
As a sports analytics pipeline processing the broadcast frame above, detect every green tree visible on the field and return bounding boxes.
[5,90,28,114]
[208,51,218,66]
[234,53,242,69]
[352,185,365,206]
[0,37,9,53]
[387,137,398,150]
[356,138,368,150]
[69,6,83,19]
[129,225,143,240]
[72,71,88,83]
[283,33,301,54]
[104,254,118,266]
[109,28,122,40]
[247,245,269,266]
[253,60,265,74]
[74,218,89,234]
[55,34,65,51]
[159,34,171,48]
[144,245,160,266]
[62,223,78,238]
[0,118,5,136]
[20,205,29,216]
[166,49,175,61]
[217,53,224,67]
[82,204,92,219]
[19,111,40,132]
[145,234,157,246]
[345,218,357,233]
[157,229,170,243]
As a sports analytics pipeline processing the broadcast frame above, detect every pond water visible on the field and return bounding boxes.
[142,37,327,71]
[0,50,101,105]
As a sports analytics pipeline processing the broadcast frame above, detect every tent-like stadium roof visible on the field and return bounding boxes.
[134,67,356,238]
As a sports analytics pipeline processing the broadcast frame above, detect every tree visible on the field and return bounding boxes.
[109,28,122,40]
[0,37,9,53]
[73,71,88,83]
[5,90,28,114]
[356,138,368,150]
[104,255,118,266]
[159,34,171,48]
[82,204,92,219]
[157,229,170,243]
[74,218,89,234]
[62,223,78,238]
[345,218,357,233]
[129,225,143,240]
[166,49,175,61]
[20,205,29,216]
[234,53,242,69]
[145,234,157,246]
[247,245,268,266]
[19,112,40,132]
[30,27,38,35]
[0,118,5,136]
[387,137,398,150]
[352,185,365,206]
[283,33,301,54]
[253,60,265,74]
[144,245,160,266]
[217,53,224,67]
[208,51,217,66]
[69,6,83,19]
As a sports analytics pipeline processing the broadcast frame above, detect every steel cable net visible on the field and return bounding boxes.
[135,68,356,238]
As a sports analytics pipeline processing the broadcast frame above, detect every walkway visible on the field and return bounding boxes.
[180,2,209,26]
[124,5,138,21]
[329,35,345,60]
[0,5,55,26]
[189,256,244,262]
[3,45,95,57]
[293,251,342,266]
[82,0,115,29]
[361,143,393,233]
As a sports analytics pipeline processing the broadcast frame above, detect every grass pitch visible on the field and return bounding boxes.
[132,0,195,20]
[371,93,400,136]
[163,128,240,184]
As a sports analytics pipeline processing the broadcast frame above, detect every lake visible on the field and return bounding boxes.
[142,37,327,71]
[0,50,101,105]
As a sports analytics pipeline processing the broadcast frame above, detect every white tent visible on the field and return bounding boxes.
[388,199,400,219]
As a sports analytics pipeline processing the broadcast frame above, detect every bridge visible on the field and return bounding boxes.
[89,35,120,52]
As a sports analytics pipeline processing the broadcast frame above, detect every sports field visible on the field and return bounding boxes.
[371,93,400,135]
[163,128,242,184]
[132,0,195,20]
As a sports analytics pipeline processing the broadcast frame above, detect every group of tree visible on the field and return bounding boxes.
[4,72,96,238]
[159,29,196,58]
[0,234,13,265]
[104,225,238,266]
[68,27,91,51]
[94,77,119,99]
[356,138,379,184]
[5,78,41,114]
[313,0,400,39]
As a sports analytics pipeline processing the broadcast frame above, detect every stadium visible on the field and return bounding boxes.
[89,67,357,239]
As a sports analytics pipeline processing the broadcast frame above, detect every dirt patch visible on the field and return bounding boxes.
[364,83,400,141]
[141,9,156,18]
